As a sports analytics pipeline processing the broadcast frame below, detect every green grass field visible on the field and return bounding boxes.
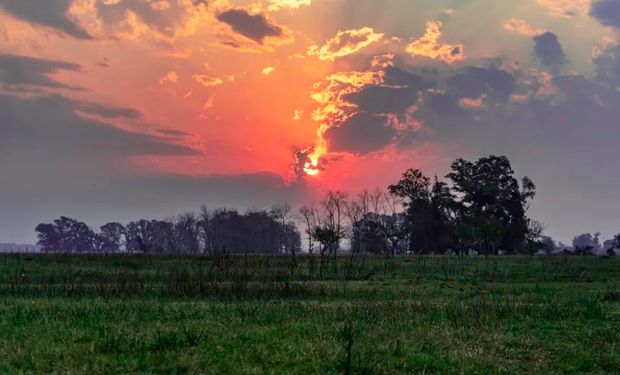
[0,254,619,374]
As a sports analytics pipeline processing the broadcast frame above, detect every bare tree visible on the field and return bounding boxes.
[525,219,546,255]
[312,191,348,276]
[299,204,317,255]
[198,205,213,255]
[271,203,292,254]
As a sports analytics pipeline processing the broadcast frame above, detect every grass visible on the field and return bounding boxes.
[0,254,619,373]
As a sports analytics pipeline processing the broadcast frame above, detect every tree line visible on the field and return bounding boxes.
[35,155,620,257]
[36,205,301,255]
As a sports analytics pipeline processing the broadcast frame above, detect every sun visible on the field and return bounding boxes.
[303,161,320,176]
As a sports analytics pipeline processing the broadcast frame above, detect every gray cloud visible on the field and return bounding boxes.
[96,0,202,35]
[314,65,434,157]
[216,8,283,43]
[0,53,81,90]
[344,86,420,115]
[0,0,91,39]
[324,112,397,155]
[157,129,190,138]
[590,0,620,28]
[447,66,516,102]
[76,102,143,120]
[533,32,567,69]
[0,93,199,158]
[594,45,620,87]
[343,68,433,115]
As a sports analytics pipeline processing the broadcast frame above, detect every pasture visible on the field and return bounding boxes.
[0,254,619,374]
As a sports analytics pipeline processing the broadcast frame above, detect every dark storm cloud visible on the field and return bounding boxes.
[533,32,567,69]
[0,0,91,39]
[324,112,397,155]
[216,8,283,43]
[0,54,80,89]
[590,0,620,28]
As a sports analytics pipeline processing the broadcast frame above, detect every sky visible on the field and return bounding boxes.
[0,0,619,244]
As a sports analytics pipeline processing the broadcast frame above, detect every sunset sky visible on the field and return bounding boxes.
[1,0,619,244]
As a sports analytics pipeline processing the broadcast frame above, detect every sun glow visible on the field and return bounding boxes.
[302,135,327,176]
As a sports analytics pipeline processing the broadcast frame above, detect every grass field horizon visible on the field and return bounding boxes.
[1,254,619,374]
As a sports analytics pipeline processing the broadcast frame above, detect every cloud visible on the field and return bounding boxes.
[504,19,546,37]
[343,85,422,115]
[0,53,81,90]
[216,8,283,44]
[91,0,209,56]
[536,0,593,17]
[0,0,92,39]
[417,66,518,123]
[159,71,179,84]
[95,0,201,36]
[308,27,384,61]
[533,32,567,69]
[262,66,276,75]
[267,0,312,11]
[590,0,620,28]
[594,44,620,87]
[76,102,144,120]
[150,1,171,11]
[296,55,434,175]
[405,21,464,64]
[193,74,224,87]
[156,129,189,137]
[447,66,516,103]
[0,93,199,158]
[324,112,398,155]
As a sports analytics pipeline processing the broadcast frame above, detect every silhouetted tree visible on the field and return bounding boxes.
[35,217,96,253]
[271,203,292,254]
[98,222,125,253]
[175,213,200,254]
[447,155,536,255]
[312,191,348,275]
[299,205,318,255]
[523,220,546,255]
[389,170,457,254]
[35,223,60,253]
[572,233,601,255]
[539,235,557,254]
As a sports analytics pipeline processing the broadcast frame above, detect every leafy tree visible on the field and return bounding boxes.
[98,222,125,253]
[35,217,95,253]
[389,169,433,254]
[35,223,60,253]
[447,155,536,254]
[572,233,601,255]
